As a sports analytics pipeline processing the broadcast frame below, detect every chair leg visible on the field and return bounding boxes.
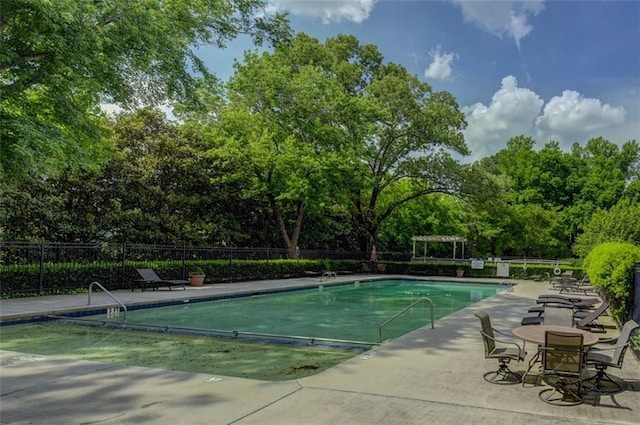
[583,369,624,394]
[484,360,522,385]
[539,379,583,406]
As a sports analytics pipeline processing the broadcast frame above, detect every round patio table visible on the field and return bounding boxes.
[512,325,600,391]
[512,325,599,346]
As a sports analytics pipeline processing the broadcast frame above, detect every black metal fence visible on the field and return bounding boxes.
[0,241,379,295]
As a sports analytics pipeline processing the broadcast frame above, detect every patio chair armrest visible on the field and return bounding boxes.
[592,336,618,344]
[587,341,629,353]
[493,327,514,337]
[482,331,525,355]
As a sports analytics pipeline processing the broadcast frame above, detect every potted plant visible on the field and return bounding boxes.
[189,268,206,287]
[456,268,464,278]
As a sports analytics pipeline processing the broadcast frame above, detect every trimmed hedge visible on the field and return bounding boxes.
[583,242,640,323]
[1,257,583,298]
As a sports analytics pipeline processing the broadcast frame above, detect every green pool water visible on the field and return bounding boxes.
[107,279,501,343]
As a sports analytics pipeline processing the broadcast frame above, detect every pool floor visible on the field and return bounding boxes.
[0,322,358,381]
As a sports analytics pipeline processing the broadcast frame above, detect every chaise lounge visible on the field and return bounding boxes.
[134,268,188,291]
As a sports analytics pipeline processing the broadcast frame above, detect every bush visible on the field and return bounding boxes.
[583,242,640,323]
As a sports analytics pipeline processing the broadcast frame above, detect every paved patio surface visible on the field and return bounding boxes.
[1,276,639,424]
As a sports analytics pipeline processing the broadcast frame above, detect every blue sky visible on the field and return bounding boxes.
[202,1,640,161]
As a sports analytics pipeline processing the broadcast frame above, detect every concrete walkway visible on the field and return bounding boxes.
[1,276,639,425]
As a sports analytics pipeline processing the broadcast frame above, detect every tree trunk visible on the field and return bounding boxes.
[273,200,306,259]
[354,216,377,259]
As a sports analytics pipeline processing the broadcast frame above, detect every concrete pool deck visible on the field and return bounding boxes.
[1,275,639,424]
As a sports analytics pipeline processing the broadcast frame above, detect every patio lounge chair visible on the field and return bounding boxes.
[134,268,188,291]
[536,294,600,305]
[521,306,576,326]
[539,330,585,406]
[559,276,597,295]
[475,310,526,384]
[573,300,610,333]
[528,295,600,316]
[583,320,640,393]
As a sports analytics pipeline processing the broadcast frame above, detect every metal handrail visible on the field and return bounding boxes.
[88,281,127,318]
[320,271,337,282]
[378,297,434,343]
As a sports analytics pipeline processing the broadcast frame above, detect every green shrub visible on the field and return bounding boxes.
[583,242,640,323]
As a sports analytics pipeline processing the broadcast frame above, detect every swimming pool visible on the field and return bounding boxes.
[0,278,504,380]
[84,278,502,344]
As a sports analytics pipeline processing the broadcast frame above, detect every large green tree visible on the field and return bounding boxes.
[346,63,468,254]
[221,34,370,256]
[221,33,469,256]
[0,0,291,188]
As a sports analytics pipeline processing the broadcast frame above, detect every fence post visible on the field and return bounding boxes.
[266,247,270,279]
[228,248,233,283]
[121,242,127,287]
[39,239,45,293]
[182,242,187,279]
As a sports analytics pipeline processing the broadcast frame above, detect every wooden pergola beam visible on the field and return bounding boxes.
[411,235,467,261]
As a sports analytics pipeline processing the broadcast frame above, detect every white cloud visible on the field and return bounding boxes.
[450,0,545,48]
[461,76,630,160]
[269,0,378,23]
[462,75,543,158]
[536,90,626,135]
[424,47,457,80]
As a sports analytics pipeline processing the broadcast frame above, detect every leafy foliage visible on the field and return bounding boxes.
[574,198,640,257]
[0,0,291,188]
[1,2,637,268]
[583,242,640,322]
[220,34,383,255]
[475,136,639,257]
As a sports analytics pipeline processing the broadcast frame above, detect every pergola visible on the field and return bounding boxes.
[411,235,467,260]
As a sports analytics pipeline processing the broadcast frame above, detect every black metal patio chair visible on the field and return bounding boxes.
[538,330,585,406]
[475,310,527,384]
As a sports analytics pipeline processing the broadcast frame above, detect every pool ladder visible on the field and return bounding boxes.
[320,271,337,282]
[378,297,433,343]
[88,281,127,319]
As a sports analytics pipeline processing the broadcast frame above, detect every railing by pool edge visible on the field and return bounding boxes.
[87,281,127,319]
[378,297,434,343]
